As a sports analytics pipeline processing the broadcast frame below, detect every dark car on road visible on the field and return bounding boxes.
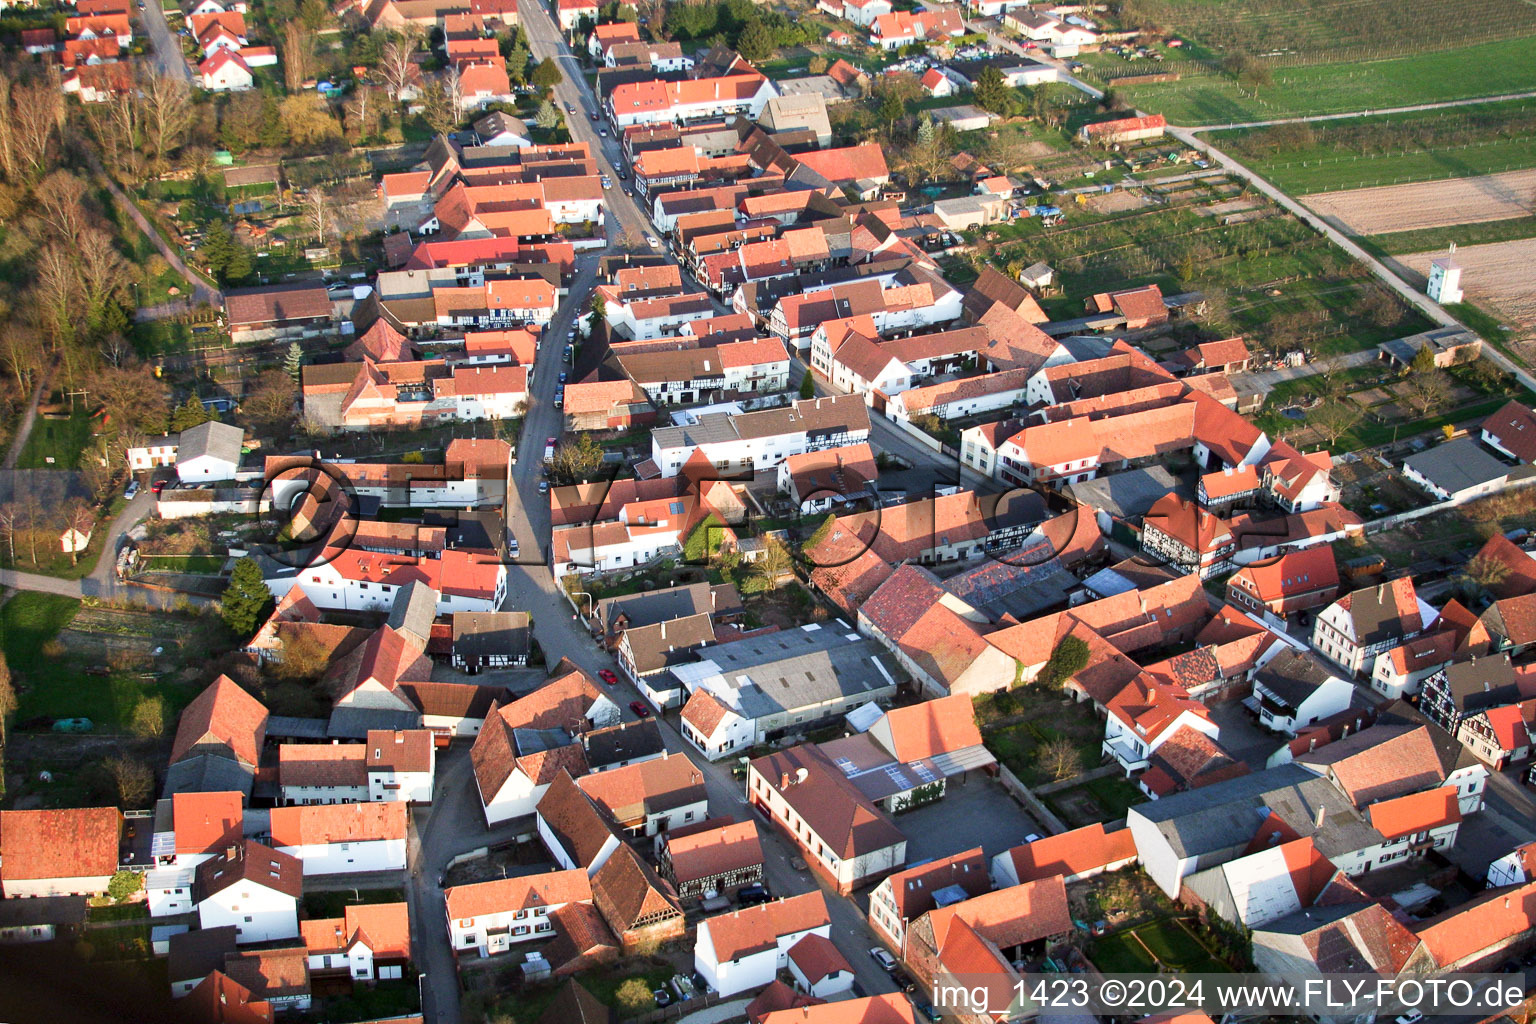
[737,883,771,906]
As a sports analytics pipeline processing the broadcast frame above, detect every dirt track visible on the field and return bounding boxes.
[1402,238,1536,328]
[1304,168,1536,235]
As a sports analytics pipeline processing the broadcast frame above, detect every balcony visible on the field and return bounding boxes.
[1103,737,1148,774]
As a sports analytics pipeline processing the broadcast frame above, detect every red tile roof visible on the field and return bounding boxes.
[877,694,983,761]
[170,675,269,768]
[925,874,1072,951]
[1367,785,1461,840]
[1413,879,1536,968]
[665,819,764,884]
[796,143,889,185]
[1229,547,1339,605]
[269,801,408,847]
[881,847,990,922]
[787,931,850,983]
[445,868,592,920]
[1482,400,1536,463]
[704,891,830,962]
[0,807,120,884]
[1003,824,1138,884]
[174,791,245,857]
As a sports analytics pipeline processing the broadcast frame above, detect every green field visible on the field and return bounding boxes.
[0,593,194,731]
[1092,918,1230,974]
[136,554,228,575]
[1207,99,1536,192]
[17,410,96,471]
[1119,39,1536,124]
[1361,217,1536,256]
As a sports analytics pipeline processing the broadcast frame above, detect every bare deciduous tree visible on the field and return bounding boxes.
[379,40,418,105]
[1308,400,1363,446]
[305,188,331,245]
[139,71,192,169]
[1037,736,1082,783]
[79,227,130,313]
[11,81,63,179]
[36,169,90,244]
[1402,369,1450,418]
[0,504,17,563]
[33,242,82,346]
[105,753,154,807]
[282,22,315,93]
[0,324,42,392]
[0,71,16,180]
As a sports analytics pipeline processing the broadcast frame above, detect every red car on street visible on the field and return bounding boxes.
[598,669,618,685]
[629,701,651,719]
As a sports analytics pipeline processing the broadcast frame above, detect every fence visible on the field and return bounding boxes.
[1363,469,1536,534]
[997,763,1070,835]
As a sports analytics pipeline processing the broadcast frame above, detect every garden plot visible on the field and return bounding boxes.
[1086,189,1147,214]
[1304,168,1536,235]
[1401,238,1536,329]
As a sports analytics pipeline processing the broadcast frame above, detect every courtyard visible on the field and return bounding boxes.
[897,772,1050,865]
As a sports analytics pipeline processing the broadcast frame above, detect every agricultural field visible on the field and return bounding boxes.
[1209,100,1536,194]
[1302,168,1536,235]
[1125,0,1536,64]
[1401,240,1536,330]
[976,187,1434,357]
[1115,39,1536,124]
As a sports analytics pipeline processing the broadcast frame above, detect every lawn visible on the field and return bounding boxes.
[0,593,197,731]
[1092,918,1230,974]
[17,410,97,471]
[1120,39,1536,125]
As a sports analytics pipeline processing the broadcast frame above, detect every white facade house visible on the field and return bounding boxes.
[265,550,506,616]
[366,729,435,804]
[268,802,409,876]
[650,395,871,478]
[194,842,302,945]
[125,437,179,472]
[693,892,832,997]
[444,871,593,957]
[607,75,778,129]
[818,0,892,27]
[1486,843,1535,889]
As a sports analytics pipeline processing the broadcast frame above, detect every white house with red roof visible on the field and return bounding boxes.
[990,824,1137,890]
[300,902,412,983]
[444,869,594,956]
[1481,400,1536,464]
[694,891,832,997]
[787,932,854,997]
[268,802,408,876]
[817,0,892,27]
[1101,671,1220,775]
[1486,840,1536,888]
[556,0,598,30]
[1183,836,1353,929]
[470,666,621,824]
[1226,547,1339,620]
[195,840,302,944]
[200,49,254,91]
[606,73,777,129]
[868,847,990,952]
[1311,578,1425,676]
[149,791,247,916]
[265,548,505,614]
[0,807,121,899]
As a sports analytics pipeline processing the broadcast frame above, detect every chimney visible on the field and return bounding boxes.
[226,845,239,861]
[1341,723,1350,739]
[1309,737,1317,751]
[780,772,791,789]
[1315,805,1326,830]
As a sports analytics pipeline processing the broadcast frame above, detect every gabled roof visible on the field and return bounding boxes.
[1229,547,1338,604]
[664,819,764,884]
[751,744,905,859]
[1294,724,1445,807]
[268,801,408,847]
[704,891,830,962]
[881,847,990,923]
[1367,785,1461,840]
[575,752,704,824]
[1002,824,1138,884]
[1482,400,1536,463]
[590,842,683,934]
[444,867,593,919]
[924,874,1072,951]
[173,791,244,857]
[874,694,983,762]
[1329,578,1422,646]
[0,807,119,884]
[171,675,269,767]
[183,971,273,1024]
[1412,879,1536,968]
[300,902,411,960]
[196,840,303,902]
[536,770,620,868]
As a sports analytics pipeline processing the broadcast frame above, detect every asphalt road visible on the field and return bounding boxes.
[139,0,193,84]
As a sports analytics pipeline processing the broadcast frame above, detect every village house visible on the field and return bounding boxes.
[575,752,709,837]
[0,807,121,899]
[990,823,1138,890]
[657,818,765,901]
[694,891,832,997]
[1226,547,1340,620]
[1249,648,1355,735]
[300,902,412,984]
[1311,578,1425,676]
[194,841,303,945]
[868,847,991,953]
[444,869,594,957]
[267,802,409,876]
[166,675,270,799]
[650,394,871,478]
[747,744,907,895]
[470,666,622,823]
